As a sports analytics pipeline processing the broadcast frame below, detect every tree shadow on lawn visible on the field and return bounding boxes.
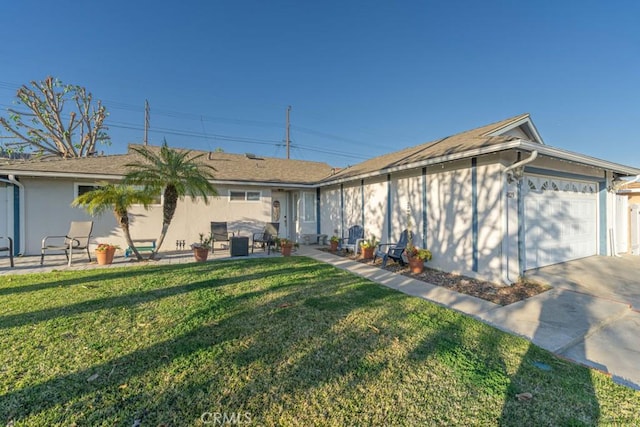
[0,259,350,422]
[0,261,308,330]
[0,264,216,296]
[1,258,619,425]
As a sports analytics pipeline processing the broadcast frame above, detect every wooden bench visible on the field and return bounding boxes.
[124,239,156,258]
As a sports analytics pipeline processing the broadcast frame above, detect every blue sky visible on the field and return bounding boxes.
[1,1,639,168]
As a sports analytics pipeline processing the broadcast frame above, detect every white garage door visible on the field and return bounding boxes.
[524,175,598,270]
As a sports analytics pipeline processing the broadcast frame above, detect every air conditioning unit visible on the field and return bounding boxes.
[631,204,640,256]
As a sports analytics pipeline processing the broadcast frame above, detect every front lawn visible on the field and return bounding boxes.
[1,257,638,425]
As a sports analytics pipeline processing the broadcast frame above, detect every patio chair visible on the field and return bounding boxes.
[0,236,14,268]
[373,229,414,267]
[210,221,235,253]
[41,221,94,267]
[340,225,364,255]
[252,222,279,254]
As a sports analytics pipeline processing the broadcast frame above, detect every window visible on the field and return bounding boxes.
[74,183,103,198]
[229,190,262,202]
[74,183,162,205]
[302,192,316,222]
[247,191,261,201]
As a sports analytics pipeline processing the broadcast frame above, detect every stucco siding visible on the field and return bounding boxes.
[343,183,363,234]
[20,180,277,255]
[476,161,504,282]
[320,185,341,237]
[22,178,111,255]
[390,170,423,246]
[363,177,387,242]
[426,160,474,274]
[126,186,274,248]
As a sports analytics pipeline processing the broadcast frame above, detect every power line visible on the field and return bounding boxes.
[0,80,372,162]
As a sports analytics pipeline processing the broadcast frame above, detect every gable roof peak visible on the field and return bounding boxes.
[482,113,543,144]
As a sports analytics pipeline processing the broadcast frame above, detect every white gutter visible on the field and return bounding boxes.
[501,151,538,286]
[517,141,640,176]
[504,150,538,182]
[0,171,318,189]
[6,175,25,255]
[617,174,640,188]
[0,171,125,180]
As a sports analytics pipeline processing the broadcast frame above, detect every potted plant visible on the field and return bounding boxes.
[191,233,212,262]
[95,243,118,265]
[360,236,378,260]
[329,235,340,252]
[279,238,294,256]
[404,244,432,273]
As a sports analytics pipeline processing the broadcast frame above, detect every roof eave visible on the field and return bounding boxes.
[319,139,640,186]
[519,141,640,176]
[0,169,319,188]
[318,140,524,186]
[0,170,125,180]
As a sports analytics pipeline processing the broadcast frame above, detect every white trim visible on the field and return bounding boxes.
[487,116,545,144]
[0,170,318,189]
[228,189,262,202]
[301,191,316,223]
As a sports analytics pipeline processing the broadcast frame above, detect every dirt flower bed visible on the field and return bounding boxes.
[318,248,550,305]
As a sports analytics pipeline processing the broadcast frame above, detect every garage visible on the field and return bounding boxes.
[524,175,598,270]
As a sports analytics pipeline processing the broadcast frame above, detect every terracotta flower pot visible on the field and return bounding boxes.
[361,247,374,260]
[193,247,209,262]
[408,256,425,274]
[281,244,293,256]
[96,247,116,265]
[330,241,339,252]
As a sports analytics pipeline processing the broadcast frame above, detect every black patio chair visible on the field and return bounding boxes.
[252,222,279,254]
[373,229,414,267]
[0,236,14,268]
[210,221,235,253]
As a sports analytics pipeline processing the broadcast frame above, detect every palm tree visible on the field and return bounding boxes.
[124,142,217,259]
[72,184,155,261]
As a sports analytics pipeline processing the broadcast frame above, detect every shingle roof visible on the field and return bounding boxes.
[10,113,601,185]
[0,145,335,185]
[325,113,531,181]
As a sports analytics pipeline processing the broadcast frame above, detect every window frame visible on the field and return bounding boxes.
[74,183,103,199]
[301,191,316,223]
[228,190,262,202]
[73,182,163,205]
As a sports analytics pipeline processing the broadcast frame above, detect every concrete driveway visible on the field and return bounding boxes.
[524,255,640,310]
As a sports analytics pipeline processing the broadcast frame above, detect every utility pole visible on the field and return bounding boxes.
[144,99,150,146]
[286,105,291,159]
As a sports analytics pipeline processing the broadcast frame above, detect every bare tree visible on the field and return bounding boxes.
[0,76,110,158]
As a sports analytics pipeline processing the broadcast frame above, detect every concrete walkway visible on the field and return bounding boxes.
[298,247,640,390]
[525,255,640,310]
[0,248,278,276]
[1,247,639,390]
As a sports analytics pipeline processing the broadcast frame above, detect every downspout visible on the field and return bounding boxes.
[618,174,640,188]
[7,175,25,255]
[501,150,538,285]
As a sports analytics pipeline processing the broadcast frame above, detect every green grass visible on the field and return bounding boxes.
[1,257,638,426]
